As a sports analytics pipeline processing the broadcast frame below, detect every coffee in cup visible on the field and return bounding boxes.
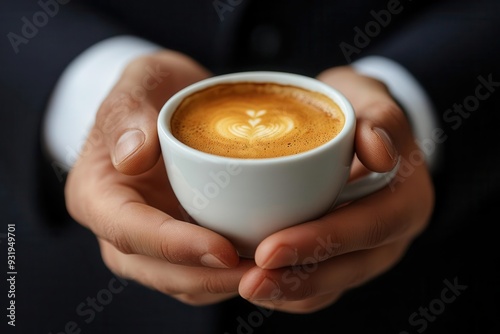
[170,82,345,159]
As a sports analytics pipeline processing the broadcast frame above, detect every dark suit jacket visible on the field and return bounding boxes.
[1,0,499,333]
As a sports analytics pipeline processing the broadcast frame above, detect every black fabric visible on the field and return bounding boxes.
[1,0,499,333]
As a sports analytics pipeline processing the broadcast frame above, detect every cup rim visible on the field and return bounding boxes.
[157,71,355,164]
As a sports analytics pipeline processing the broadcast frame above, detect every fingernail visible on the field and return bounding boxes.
[113,129,145,165]
[261,246,298,269]
[200,253,229,269]
[373,127,399,162]
[250,278,281,301]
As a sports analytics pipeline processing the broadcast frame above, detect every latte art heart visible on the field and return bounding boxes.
[217,110,295,141]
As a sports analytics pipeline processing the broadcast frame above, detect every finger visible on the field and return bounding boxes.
[254,162,432,270]
[354,100,411,173]
[97,100,160,175]
[89,186,240,268]
[66,139,240,268]
[66,154,241,268]
[99,239,254,306]
[318,67,413,173]
[355,118,399,173]
[241,241,407,303]
[95,53,210,175]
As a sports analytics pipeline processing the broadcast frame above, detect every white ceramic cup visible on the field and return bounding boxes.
[157,71,398,258]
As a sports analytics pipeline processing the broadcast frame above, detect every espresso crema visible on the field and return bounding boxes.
[170,82,345,159]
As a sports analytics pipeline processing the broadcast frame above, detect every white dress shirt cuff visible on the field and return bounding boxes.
[43,35,162,171]
[351,56,441,172]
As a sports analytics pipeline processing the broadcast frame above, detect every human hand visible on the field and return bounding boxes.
[65,51,254,306]
[238,66,435,313]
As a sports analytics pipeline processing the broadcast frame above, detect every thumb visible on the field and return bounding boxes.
[94,89,162,175]
[354,104,402,173]
[96,52,211,175]
[109,102,161,175]
[94,63,179,174]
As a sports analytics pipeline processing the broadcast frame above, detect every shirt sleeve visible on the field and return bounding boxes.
[42,35,162,170]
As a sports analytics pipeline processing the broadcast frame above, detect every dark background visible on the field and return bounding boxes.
[1,0,499,333]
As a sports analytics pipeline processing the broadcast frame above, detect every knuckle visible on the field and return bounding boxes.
[295,281,316,300]
[376,101,411,136]
[123,54,161,75]
[201,274,235,295]
[96,93,139,135]
[159,236,175,263]
[124,55,151,72]
[102,219,133,255]
[364,214,391,248]
[157,218,179,262]
[367,100,405,125]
